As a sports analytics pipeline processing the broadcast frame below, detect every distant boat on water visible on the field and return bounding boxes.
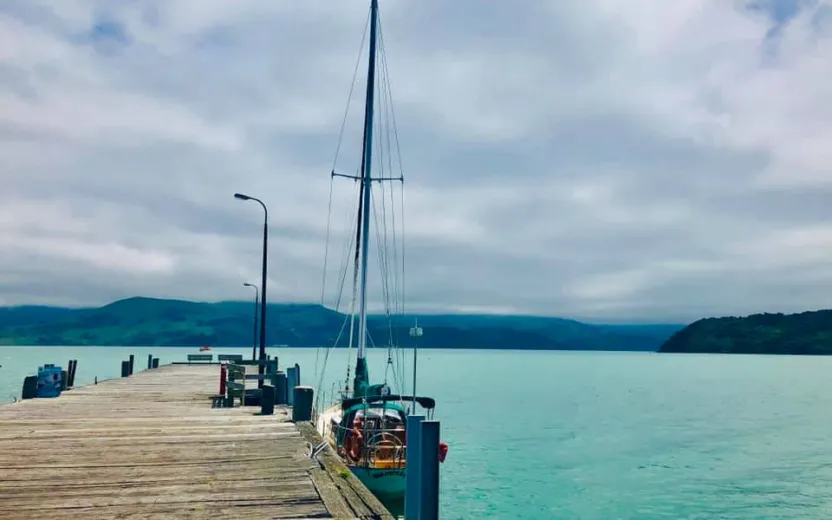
[199,346,211,352]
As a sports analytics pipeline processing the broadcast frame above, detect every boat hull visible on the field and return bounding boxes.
[350,466,406,498]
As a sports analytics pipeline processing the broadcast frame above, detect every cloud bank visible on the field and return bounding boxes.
[1,0,831,323]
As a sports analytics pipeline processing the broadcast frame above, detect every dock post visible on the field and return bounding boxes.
[21,375,38,400]
[68,360,77,387]
[121,360,130,378]
[405,415,425,520]
[60,370,68,391]
[152,358,159,369]
[267,358,278,386]
[292,386,314,422]
[419,420,441,520]
[274,372,288,405]
[128,354,135,376]
[147,354,153,370]
[219,364,227,396]
[286,365,298,406]
[261,384,275,415]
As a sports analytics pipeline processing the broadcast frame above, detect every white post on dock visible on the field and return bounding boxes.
[405,414,425,519]
[418,420,441,520]
[287,365,299,406]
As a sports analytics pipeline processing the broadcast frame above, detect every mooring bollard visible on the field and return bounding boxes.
[94,376,98,385]
[21,375,38,400]
[292,386,314,422]
[121,360,130,378]
[147,354,153,370]
[405,415,425,520]
[419,420,441,520]
[152,358,159,369]
[261,384,275,415]
[274,372,288,405]
[128,354,135,376]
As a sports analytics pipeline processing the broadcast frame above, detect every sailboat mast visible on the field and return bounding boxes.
[353,0,379,396]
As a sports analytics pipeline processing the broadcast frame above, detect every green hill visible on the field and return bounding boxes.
[0,296,681,350]
[659,309,832,355]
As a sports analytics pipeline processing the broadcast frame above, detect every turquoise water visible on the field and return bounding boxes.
[2,347,831,519]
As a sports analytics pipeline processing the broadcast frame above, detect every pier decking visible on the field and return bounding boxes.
[0,364,392,519]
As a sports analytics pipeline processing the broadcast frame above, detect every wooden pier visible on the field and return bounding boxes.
[0,364,392,519]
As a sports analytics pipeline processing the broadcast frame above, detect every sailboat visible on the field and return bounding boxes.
[314,0,445,503]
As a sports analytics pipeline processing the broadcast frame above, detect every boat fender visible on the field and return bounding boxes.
[439,441,449,463]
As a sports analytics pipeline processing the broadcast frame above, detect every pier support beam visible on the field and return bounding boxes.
[418,420,441,520]
[287,364,299,405]
[292,386,314,422]
[275,372,288,405]
[405,415,425,520]
[68,359,77,387]
[261,384,275,415]
[21,375,38,400]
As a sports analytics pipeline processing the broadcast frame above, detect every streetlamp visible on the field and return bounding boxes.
[234,192,268,388]
[243,282,259,361]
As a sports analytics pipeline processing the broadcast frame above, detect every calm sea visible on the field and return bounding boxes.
[1,346,831,519]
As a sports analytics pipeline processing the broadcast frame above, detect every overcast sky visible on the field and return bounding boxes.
[1,0,831,323]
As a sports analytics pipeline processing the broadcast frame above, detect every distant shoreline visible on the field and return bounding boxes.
[0,344,660,352]
[0,296,680,352]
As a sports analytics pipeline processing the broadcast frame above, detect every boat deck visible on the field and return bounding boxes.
[0,363,392,519]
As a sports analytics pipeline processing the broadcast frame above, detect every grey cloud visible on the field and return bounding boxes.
[1,0,831,323]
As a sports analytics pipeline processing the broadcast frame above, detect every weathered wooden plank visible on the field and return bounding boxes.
[0,500,330,520]
[296,421,396,520]
[0,469,313,488]
[0,364,391,519]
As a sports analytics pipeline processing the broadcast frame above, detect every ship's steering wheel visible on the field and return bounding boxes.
[367,432,405,464]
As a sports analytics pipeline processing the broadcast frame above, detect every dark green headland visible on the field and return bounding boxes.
[0,296,681,350]
[659,309,832,355]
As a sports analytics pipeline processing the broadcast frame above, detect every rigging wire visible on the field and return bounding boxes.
[316,8,371,396]
[329,9,371,173]
[315,5,413,406]
[378,17,410,394]
[315,181,361,411]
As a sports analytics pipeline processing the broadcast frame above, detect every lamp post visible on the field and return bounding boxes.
[243,282,259,361]
[234,192,268,388]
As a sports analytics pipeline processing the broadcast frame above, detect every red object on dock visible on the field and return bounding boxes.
[439,441,449,463]
[219,364,227,395]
